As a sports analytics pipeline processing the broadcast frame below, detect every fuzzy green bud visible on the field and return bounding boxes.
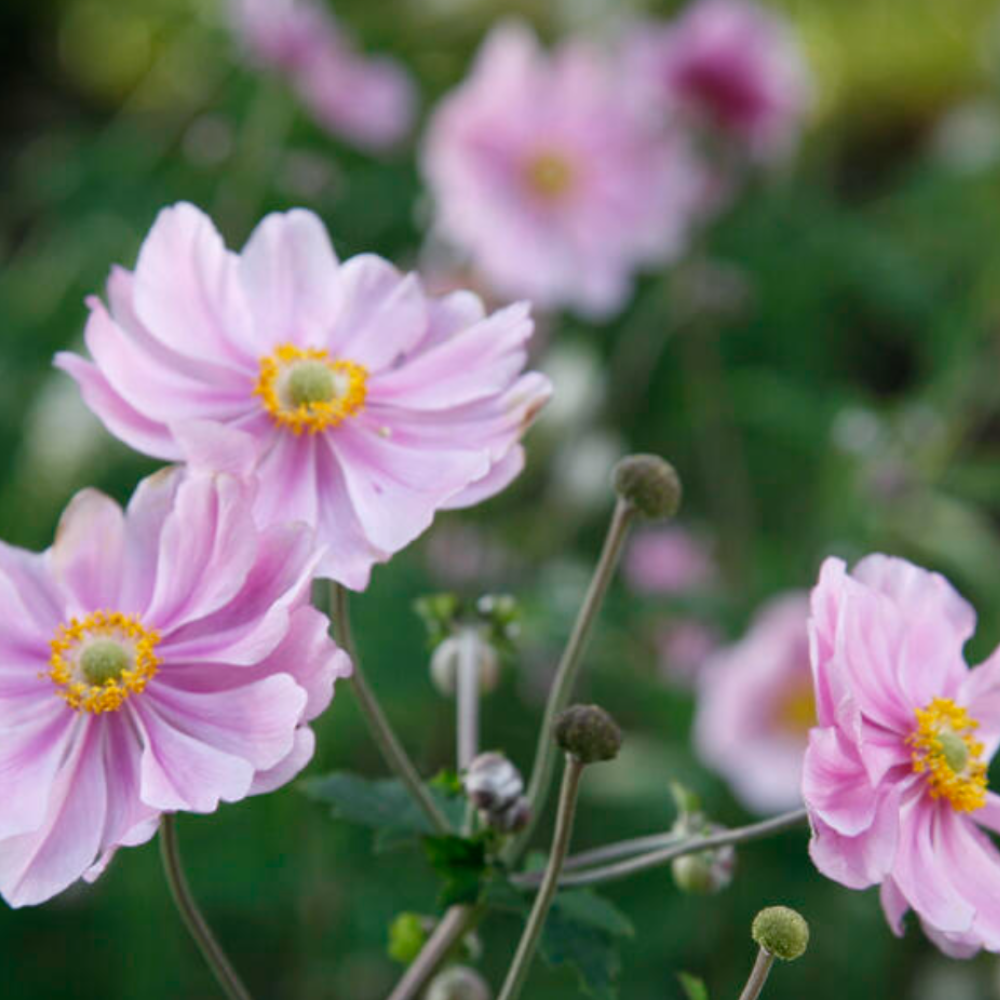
[387,912,428,965]
[612,454,682,520]
[751,906,810,961]
[553,704,622,764]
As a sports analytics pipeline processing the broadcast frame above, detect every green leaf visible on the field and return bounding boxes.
[430,768,464,798]
[423,835,490,907]
[537,890,633,1000]
[678,972,709,1000]
[300,772,464,850]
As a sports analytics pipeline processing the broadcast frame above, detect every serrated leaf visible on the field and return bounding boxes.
[537,890,632,1000]
[678,972,709,1000]
[300,772,464,849]
[423,835,489,907]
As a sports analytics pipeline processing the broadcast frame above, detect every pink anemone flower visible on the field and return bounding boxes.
[0,466,350,908]
[631,0,810,162]
[227,0,416,150]
[804,555,1000,957]
[694,593,812,813]
[624,526,716,596]
[422,22,705,318]
[56,203,551,590]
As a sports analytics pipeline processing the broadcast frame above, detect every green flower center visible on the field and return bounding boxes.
[80,640,132,686]
[287,361,337,407]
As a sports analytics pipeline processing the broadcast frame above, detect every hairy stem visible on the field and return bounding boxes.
[738,947,775,1000]
[498,755,586,1000]
[386,904,485,1000]
[512,808,808,889]
[511,501,634,860]
[159,815,253,1000]
[329,582,451,836]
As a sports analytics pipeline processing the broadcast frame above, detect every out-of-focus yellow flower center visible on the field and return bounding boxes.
[48,611,160,714]
[775,679,816,736]
[255,344,368,435]
[524,151,576,200]
[909,697,987,812]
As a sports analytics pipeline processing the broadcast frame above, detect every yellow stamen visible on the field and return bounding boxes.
[47,611,160,714]
[908,697,987,812]
[775,681,816,736]
[254,344,368,435]
[524,151,575,200]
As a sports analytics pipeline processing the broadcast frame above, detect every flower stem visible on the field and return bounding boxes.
[329,582,451,836]
[511,808,807,889]
[510,500,635,860]
[498,755,586,1000]
[738,947,775,1000]
[456,628,481,771]
[386,903,486,1000]
[159,815,253,1000]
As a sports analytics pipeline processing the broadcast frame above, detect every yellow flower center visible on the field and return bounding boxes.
[908,697,987,812]
[255,344,368,435]
[47,611,160,714]
[524,151,576,200]
[775,679,816,736]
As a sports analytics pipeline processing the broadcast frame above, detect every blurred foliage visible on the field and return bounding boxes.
[3,0,1000,999]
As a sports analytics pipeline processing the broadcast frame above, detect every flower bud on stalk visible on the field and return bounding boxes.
[463,752,523,812]
[431,633,500,696]
[553,704,623,764]
[426,965,492,1000]
[671,833,736,895]
[751,906,809,961]
[612,454,682,520]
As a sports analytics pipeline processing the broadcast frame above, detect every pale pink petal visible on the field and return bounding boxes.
[249,727,316,796]
[442,445,525,511]
[880,876,909,936]
[170,419,260,480]
[802,727,877,837]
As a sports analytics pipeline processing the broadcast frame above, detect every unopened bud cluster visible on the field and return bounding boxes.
[462,752,531,833]
[668,783,735,896]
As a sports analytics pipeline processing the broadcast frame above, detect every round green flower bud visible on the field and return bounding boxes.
[426,966,492,1000]
[553,704,622,764]
[387,912,428,965]
[612,454,682,520]
[751,906,810,961]
[671,838,736,895]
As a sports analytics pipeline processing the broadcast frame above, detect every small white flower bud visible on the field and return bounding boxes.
[462,752,524,813]
[426,966,492,1000]
[671,836,736,895]
[430,634,500,696]
[490,795,532,834]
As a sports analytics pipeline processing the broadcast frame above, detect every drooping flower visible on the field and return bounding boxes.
[803,555,1000,957]
[694,593,812,813]
[0,466,350,907]
[227,0,415,150]
[421,22,705,318]
[630,0,810,162]
[624,526,716,596]
[56,203,551,590]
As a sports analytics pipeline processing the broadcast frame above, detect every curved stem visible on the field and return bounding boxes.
[498,755,586,1000]
[738,947,775,1000]
[510,501,635,860]
[159,815,253,1000]
[329,583,451,836]
[560,830,683,872]
[512,808,807,890]
[386,904,485,1000]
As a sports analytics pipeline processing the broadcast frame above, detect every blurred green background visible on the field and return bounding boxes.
[4,0,1000,997]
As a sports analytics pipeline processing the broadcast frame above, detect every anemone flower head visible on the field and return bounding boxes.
[631,0,811,162]
[422,22,706,318]
[227,0,416,150]
[624,526,715,596]
[56,203,551,590]
[0,464,350,908]
[694,592,812,813]
[803,555,1000,957]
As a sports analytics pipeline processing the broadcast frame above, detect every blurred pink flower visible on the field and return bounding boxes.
[0,466,350,907]
[422,22,705,318]
[631,0,810,162]
[624,527,715,595]
[228,0,416,150]
[57,203,551,590]
[804,555,1000,958]
[655,619,721,686]
[694,593,811,813]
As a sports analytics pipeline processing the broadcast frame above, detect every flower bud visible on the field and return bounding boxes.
[462,752,523,813]
[612,454,682,520]
[431,633,500,697]
[671,837,736,895]
[490,795,532,834]
[387,912,429,965]
[426,966,492,1000]
[751,906,809,961]
[553,704,622,764]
